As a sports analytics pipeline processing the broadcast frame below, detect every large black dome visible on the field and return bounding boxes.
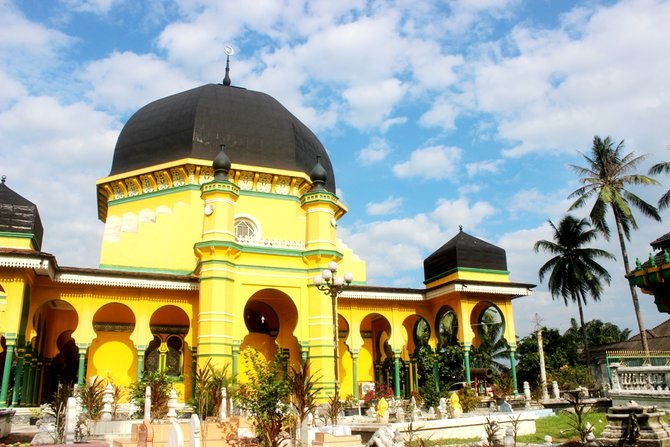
[111,83,336,192]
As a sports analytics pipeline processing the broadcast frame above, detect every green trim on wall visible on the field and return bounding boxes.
[239,190,301,203]
[99,264,193,275]
[423,266,510,285]
[0,231,34,239]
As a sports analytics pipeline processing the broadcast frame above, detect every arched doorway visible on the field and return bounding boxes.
[90,303,136,388]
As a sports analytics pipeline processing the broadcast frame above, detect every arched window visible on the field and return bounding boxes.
[235,217,259,241]
[165,336,183,376]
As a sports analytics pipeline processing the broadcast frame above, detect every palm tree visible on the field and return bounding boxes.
[568,135,661,354]
[534,215,615,366]
[649,155,670,209]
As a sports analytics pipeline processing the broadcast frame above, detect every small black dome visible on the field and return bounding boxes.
[0,178,44,250]
[111,83,336,192]
[423,229,507,283]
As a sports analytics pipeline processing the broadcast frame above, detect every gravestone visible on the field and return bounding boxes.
[168,420,184,447]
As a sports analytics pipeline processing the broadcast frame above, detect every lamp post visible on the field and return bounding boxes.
[313,261,353,400]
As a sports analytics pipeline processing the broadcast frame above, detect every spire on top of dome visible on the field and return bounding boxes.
[213,144,231,180]
[309,155,328,191]
[223,45,234,86]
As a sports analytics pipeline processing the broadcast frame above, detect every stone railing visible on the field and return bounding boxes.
[609,363,670,393]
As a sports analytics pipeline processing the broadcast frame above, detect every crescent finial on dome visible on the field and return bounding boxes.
[223,46,234,86]
[214,144,231,180]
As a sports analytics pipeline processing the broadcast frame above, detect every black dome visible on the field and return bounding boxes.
[423,229,507,283]
[0,179,44,250]
[111,83,335,192]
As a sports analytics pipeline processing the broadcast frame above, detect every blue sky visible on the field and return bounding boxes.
[2,0,670,340]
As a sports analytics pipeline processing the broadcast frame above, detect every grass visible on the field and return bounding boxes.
[405,411,610,446]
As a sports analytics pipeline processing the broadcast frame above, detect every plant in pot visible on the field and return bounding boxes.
[343,395,359,416]
[29,407,40,425]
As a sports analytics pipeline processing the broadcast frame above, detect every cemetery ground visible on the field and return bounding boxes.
[0,410,629,447]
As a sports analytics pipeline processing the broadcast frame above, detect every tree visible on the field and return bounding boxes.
[649,155,670,209]
[516,327,579,391]
[568,135,661,354]
[564,318,632,347]
[534,215,615,366]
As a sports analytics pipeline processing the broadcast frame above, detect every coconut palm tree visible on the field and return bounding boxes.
[534,215,615,366]
[568,135,661,354]
[649,156,670,209]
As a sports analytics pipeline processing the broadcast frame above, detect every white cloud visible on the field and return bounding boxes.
[343,78,406,129]
[466,159,504,177]
[60,0,119,14]
[357,137,392,166]
[393,145,462,180]
[79,51,197,113]
[366,196,403,216]
[431,197,496,231]
[507,188,573,219]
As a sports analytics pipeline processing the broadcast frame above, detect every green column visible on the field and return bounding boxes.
[509,348,519,395]
[0,343,15,407]
[136,348,145,381]
[393,353,401,398]
[33,361,43,405]
[351,350,359,398]
[404,363,410,398]
[191,347,197,397]
[77,345,88,387]
[21,352,32,405]
[432,353,440,393]
[25,359,35,405]
[12,349,24,405]
[463,346,471,385]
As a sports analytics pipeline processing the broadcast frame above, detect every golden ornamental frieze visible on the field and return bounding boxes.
[99,163,312,203]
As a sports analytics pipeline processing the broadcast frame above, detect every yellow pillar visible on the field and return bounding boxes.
[194,150,240,370]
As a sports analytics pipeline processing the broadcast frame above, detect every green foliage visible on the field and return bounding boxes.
[43,382,73,444]
[561,390,592,442]
[287,360,321,427]
[516,411,607,444]
[549,364,596,391]
[191,358,231,420]
[483,416,501,447]
[79,376,106,421]
[516,327,579,390]
[235,347,290,447]
[419,378,440,410]
[129,369,178,420]
[456,385,479,413]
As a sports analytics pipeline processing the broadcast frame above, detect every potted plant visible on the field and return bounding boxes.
[29,407,39,425]
[343,395,359,416]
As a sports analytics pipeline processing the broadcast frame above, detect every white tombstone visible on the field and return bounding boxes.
[551,381,560,399]
[504,427,514,447]
[65,396,78,443]
[167,388,178,421]
[144,385,152,421]
[168,420,184,447]
[101,382,114,421]
[189,414,202,447]
[219,387,228,421]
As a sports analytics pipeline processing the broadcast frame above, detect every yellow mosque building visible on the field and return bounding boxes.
[0,71,534,408]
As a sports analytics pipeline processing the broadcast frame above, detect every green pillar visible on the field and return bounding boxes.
[375,362,382,384]
[191,347,198,397]
[77,345,88,387]
[509,348,519,395]
[12,349,24,405]
[432,353,440,393]
[404,363,410,398]
[136,347,146,381]
[25,359,35,405]
[21,352,32,405]
[351,350,359,398]
[33,361,43,405]
[393,353,401,398]
[0,343,15,407]
[463,346,472,385]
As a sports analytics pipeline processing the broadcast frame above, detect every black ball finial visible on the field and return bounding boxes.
[309,155,328,191]
[213,144,231,180]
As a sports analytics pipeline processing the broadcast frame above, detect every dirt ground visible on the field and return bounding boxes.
[0,431,37,445]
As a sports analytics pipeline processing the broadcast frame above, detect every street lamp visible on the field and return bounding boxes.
[313,261,353,400]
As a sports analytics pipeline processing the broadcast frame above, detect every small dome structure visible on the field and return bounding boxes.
[423,228,507,283]
[0,177,44,250]
[110,83,336,192]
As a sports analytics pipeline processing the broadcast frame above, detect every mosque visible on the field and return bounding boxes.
[0,62,534,408]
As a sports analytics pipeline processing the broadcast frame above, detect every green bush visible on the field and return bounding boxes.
[129,370,179,420]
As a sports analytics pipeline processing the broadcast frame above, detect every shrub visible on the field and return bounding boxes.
[129,370,178,420]
[457,385,479,413]
[235,347,291,447]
